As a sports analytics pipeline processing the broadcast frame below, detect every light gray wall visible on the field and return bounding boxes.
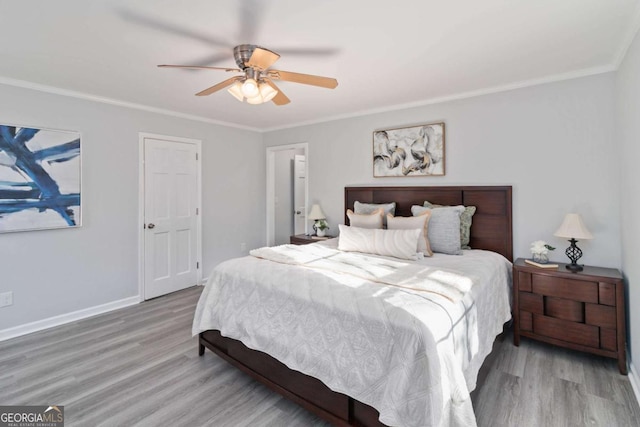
[264,73,620,268]
[616,29,640,370]
[0,83,264,330]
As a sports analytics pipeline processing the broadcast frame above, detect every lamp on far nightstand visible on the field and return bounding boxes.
[554,213,593,272]
[307,204,326,236]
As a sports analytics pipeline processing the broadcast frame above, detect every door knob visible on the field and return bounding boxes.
[295,211,301,215]
[148,223,155,229]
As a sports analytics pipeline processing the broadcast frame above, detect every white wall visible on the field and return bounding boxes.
[616,28,640,370]
[0,83,264,331]
[264,73,620,267]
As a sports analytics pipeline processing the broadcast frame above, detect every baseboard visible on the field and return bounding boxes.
[0,296,140,342]
[629,362,640,408]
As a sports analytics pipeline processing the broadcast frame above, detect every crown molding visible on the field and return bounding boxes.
[262,65,616,133]
[0,75,261,132]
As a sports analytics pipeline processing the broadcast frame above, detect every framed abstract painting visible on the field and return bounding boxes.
[0,123,81,233]
[373,122,445,177]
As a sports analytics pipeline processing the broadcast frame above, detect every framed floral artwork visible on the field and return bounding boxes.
[373,122,445,177]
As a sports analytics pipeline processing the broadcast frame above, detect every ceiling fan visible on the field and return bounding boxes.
[158,44,338,106]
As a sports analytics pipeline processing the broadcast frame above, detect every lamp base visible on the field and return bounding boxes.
[565,263,583,272]
[564,238,584,273]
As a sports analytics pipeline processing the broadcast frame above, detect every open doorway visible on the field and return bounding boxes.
[266,143,308,246]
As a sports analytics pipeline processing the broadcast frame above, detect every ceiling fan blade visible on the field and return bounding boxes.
[158,64,242,73]
[274,47,339,57]
[265,79,290,105]
[246,47,280,70]
[267,70,338,89]
[196,76,243,96]
[117,8,231,47]
[183,52,234,68]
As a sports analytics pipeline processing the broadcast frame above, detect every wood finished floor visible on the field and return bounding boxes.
[1,286,639,427]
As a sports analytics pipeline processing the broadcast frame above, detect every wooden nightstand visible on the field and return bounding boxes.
[290,234,332,245]
[513,258,627,374]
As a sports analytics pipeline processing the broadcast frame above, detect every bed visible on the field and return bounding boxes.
[194,185,513,427]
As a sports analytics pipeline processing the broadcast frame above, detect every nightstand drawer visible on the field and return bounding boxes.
[544,296,584,323]
[533,314,599,348]
[518,271,532,292]
[532,275,598,303]
[585,303,616,329]
[599,282,616,306]
[519,292,543,314]
[600,328,617,351]
[520,311,533,331]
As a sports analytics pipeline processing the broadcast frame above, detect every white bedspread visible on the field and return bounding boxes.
[193,240,512,427]
[250,244,472,302]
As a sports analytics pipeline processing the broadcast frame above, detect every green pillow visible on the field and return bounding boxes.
[423,201,476,249]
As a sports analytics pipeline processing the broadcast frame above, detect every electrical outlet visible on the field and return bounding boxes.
[240,242,247,252]
[0,291,13,308]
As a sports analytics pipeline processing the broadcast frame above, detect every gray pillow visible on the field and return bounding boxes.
[424,201,476,249]
[354,201,396,227]
[411,205,464,255]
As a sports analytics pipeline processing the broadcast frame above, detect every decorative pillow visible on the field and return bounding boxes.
[424,201,477,249]
[354,201,396,227]
[346,208,383,229]
[386,211,433,256]
[338,224,420,260]
[411,205,464,255]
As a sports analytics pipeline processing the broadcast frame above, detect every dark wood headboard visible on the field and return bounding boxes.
[345,186,513,261]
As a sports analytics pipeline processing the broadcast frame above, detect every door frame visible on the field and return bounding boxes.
[266,142,308,246]
[138,132,203,302]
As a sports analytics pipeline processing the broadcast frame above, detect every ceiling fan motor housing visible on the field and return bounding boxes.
[234,44,258,69]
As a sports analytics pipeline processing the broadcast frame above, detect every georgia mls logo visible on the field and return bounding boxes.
[45,406,62,416]
[0,405,64,427]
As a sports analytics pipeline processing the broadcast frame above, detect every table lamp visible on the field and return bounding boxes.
[307,204,326,236]
[553,213,593,272]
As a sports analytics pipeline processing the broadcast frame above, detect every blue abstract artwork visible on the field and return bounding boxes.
[0,124,81,233]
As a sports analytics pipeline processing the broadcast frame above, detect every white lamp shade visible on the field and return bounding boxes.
[260,83,278,102]
[554,213,593,240]
[241,78,259,97]
[308,204,326,220]
[227,81,244,102]
[246,93,264,104]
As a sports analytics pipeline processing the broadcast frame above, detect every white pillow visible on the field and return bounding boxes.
[411,205,464,255]
[346,208,383,229]
[338,225,420,260]
[386,211,433,256]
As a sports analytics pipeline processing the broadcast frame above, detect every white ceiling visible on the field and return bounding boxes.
[0,0,639,131]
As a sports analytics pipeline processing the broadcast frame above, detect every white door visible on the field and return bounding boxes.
[143,137,199,299]
[293,154,306,234]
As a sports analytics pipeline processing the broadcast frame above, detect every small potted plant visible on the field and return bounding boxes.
[315,219,330,237]
[530,240,555,264]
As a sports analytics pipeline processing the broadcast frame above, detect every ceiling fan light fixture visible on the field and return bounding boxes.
[241,78,259,98]
[259,82,278,102]
[227,81,244,102]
